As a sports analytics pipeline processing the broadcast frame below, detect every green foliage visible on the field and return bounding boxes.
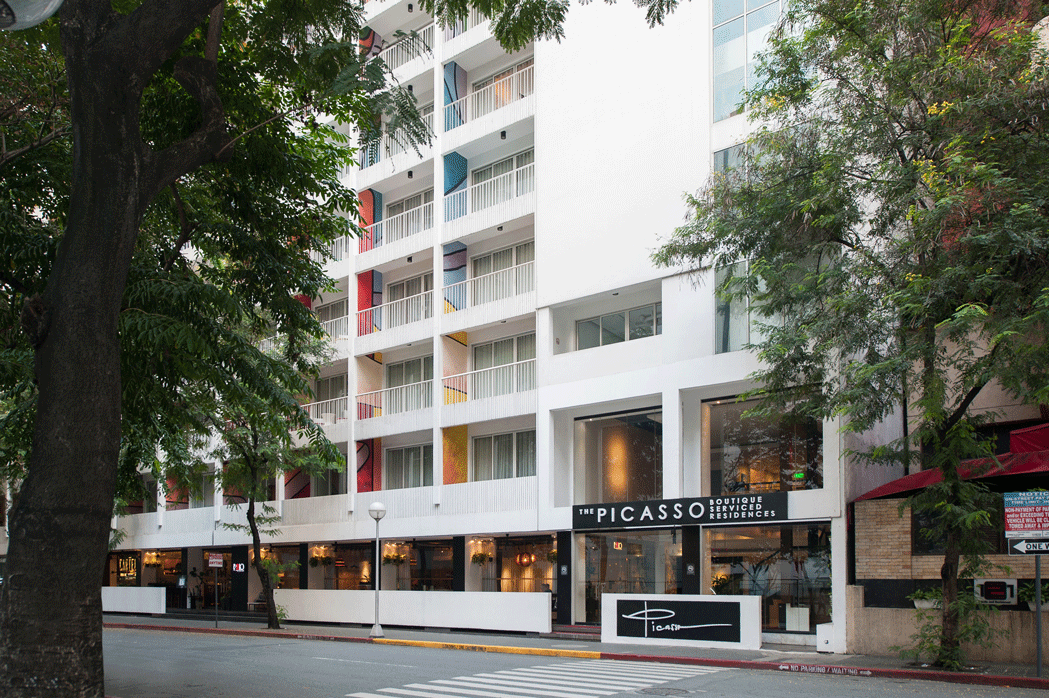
[654,0,1049,668]
[898,588,1001,671]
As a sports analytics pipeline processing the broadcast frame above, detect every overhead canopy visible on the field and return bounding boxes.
[855,426,1049,502]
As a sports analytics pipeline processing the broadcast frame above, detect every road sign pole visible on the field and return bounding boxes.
[1037,555,1042,678]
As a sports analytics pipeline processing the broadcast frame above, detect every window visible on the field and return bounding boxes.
[386,356,433,413]
[385,444,433,489]
[473,430,536,481]
[470,241,535,305]
[316,375,347,402]
[715,261,750,353]
[317,299,349,337]
[576,409,663,504]
[713,0,781,121]
[472,58,534,114]
[472,333,535,398]
[577,303,662,350]
[707,523,831,633]
[714,144,746,173]
[706,396,823,495]
[316,299,347,323]
[385,189,434,243]
[471,149,534,211]
[312,468,347,497]
[386,272,433,327]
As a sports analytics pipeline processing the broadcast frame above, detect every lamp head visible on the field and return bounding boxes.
[368,501,387,521]
[0,0,64,30]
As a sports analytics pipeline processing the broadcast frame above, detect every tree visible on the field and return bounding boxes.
[0,1,424,694]
[654,0,1049,669]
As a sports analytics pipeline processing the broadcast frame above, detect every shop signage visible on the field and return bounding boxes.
[232,563,246,572]
[616,598,741,643]
[208,553,223,568]
[573,493,788,530]
[1005,491,1049,539]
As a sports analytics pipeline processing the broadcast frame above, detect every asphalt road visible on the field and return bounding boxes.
[102,628,1046,698]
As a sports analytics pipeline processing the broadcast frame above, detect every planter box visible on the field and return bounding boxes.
[1027,601,1049,612]
[913,599,939,610]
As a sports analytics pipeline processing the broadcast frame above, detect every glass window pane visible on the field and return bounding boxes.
[516,334,536,361]
[746,3,779,90]
[577,319,600,350]
[474,437,493,481]
[713,17,746,121]
[629,306,655,340]
[516,431,536,477]
[715,262,748,353]
[713,0,745,25]
[655,303,663,335]
[493,434,514,479]
[388,449,404,489]
[601,312,626,345]
[423,445,433,486]
[473,254,492,277]
[474,343,493,370]
[516,241,535,264]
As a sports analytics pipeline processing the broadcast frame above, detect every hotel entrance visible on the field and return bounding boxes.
[578,529,683,623]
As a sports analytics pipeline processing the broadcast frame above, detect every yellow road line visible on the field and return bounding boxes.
[373,638,600,658]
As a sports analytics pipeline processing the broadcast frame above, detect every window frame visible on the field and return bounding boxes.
[384,443,434,490]
[472,429,537,481]
[576,302,662,351]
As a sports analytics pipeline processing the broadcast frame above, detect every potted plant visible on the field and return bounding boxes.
[908,587,941,610]
[382,553,407,566]
[1019,582,1049,612]
[471,551,493,566]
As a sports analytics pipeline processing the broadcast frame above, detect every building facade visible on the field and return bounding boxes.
[100,0,907,650]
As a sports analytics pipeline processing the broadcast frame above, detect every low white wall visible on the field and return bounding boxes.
[274,589,551,634]
[601,593,762,650]
[102,587,166,615]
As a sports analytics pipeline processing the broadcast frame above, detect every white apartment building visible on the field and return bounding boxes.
[104,0,904,650]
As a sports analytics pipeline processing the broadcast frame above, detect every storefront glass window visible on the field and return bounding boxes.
[492,536,556,592]
[579,530,683,624]
[706,397,822,495]
[707,523,831,633]
[576,409,663,504]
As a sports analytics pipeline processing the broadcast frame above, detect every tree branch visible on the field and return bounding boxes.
[162,182,198,273]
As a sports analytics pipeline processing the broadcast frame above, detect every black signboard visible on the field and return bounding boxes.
[573,493,788,530]
[616,598,741,643]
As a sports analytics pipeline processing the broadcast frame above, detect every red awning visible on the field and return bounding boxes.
[854,449,1049,501]
[1010,423,1049,453]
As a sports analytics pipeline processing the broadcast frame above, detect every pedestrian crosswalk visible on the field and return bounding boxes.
[347,658,732,698]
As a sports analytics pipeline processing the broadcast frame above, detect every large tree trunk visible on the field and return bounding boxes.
[246,496,281,630]
[0,2,225,695]
[939,530,962,667]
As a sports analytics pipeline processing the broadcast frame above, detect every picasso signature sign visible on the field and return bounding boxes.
[573,493,787,530]
[616,598,741,643]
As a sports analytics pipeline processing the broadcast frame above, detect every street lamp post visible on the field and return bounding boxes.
[368,501,387,638]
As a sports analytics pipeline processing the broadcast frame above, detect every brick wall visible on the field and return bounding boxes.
[855,499,1041,580]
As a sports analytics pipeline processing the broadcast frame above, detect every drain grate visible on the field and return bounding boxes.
[638,689,690,696]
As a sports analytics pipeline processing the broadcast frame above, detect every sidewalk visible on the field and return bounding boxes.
[103,613,1049,690]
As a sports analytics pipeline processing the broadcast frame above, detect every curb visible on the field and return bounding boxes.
[104,623,1049,690]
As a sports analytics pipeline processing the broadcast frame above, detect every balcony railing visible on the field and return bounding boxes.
[443,260,534,313]
[443,359,535,404]
[376,24,434,72]
[360,202,434,253]
[312,233,353,264]
[443,65,533,131]
[359,109,434,170]
[303,397,350,424]
[357,290,434,336]
[258,336,278,354]
[321,315,351,339]
[442,7,487,39]
[357,379,433,419]
[443,164,534,222]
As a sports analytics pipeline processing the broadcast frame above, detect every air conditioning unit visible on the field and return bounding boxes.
[974,578,1017,604]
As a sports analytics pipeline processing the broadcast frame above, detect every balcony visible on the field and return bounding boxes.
[355,379,434,440]
[442,359,536,426]
[442,261,535,332]
[443,65,533,132]
[443,164,535,242]
[301,397,351,444]
[357,202,435,272]
[375,23,434,81]
[321,315,351,340]
[355,290,436,354]
[357,109,435,189]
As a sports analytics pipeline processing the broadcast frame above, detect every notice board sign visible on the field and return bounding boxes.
[208,552,224,568]
[601,594,761,649]
[1005,492,1049,539]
